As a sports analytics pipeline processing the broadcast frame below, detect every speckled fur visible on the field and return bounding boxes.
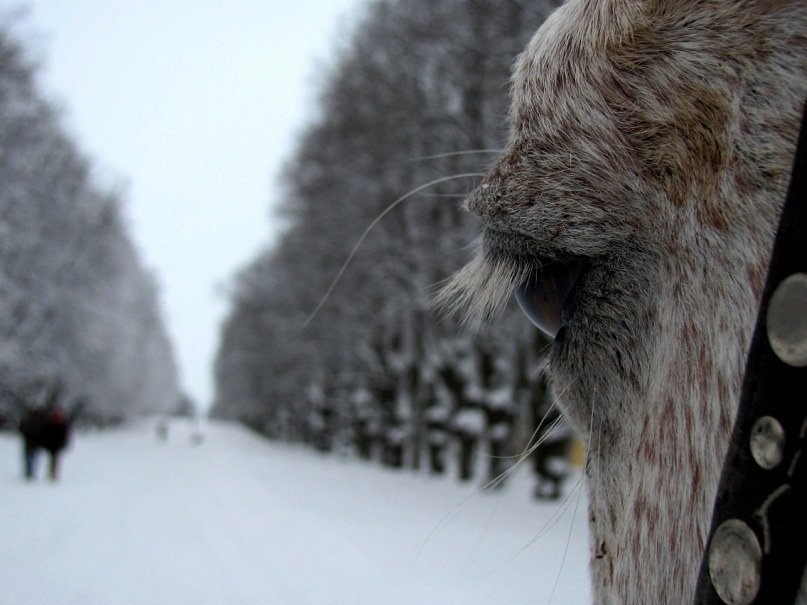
[441,1,807,602]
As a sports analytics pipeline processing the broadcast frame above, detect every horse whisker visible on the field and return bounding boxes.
[303,172,486,328]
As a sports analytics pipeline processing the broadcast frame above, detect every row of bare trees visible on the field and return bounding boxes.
[0,21,181,426]
[212,0,570,495]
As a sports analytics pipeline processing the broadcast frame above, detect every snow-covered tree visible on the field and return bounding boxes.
[0,20,180,425]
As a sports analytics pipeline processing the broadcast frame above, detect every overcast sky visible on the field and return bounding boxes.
[8,1,365,411]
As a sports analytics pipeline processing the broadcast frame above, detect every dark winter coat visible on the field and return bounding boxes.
[19,408,70,453]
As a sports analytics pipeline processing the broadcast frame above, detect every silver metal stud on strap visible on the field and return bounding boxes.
[749,416,786,471]
[708,519,763,605]
[766,273,807,367]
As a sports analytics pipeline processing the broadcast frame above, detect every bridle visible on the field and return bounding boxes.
[694,101,807,604]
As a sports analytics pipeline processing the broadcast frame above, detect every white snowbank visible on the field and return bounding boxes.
[0,418,590,604]
[452,408,486,435]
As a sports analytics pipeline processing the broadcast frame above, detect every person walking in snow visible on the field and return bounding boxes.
[19,404,71,481]
[19,406,46,480]
[18,383,76,481]
[39,404,70,480]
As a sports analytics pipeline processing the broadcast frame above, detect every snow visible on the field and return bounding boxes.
[453,408,486,435]
[490,422,511,441]
[0,418,591,604]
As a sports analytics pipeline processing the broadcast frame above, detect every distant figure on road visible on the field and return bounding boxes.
[156,418,169,442]
[190,418,204,446]
[19,402,72,481]
[19,407,46,480]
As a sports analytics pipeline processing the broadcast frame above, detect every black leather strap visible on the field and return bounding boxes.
[694,102,807,603]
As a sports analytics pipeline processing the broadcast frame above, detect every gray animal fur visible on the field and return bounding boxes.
[440,1,807,602]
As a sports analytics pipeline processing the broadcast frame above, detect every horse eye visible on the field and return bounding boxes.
[514,274,561,339]
[514,259,583,339]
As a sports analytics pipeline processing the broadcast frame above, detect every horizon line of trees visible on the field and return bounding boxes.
[212,0,572,497]
[0,18,183,427]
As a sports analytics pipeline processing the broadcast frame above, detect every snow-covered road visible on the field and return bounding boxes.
[0,419,590,604]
